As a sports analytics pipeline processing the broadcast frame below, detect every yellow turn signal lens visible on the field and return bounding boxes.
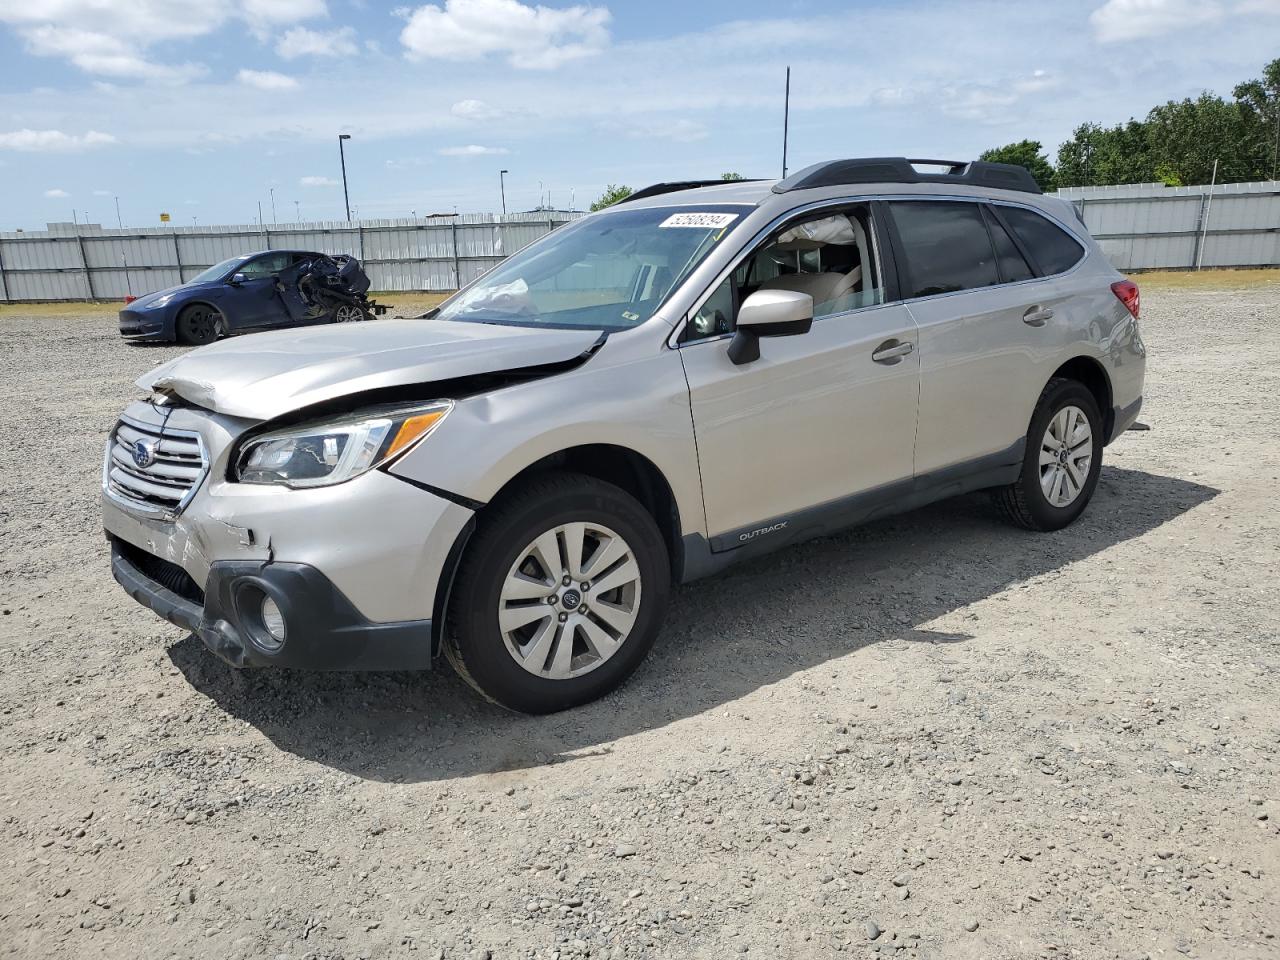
[385,409,448,459]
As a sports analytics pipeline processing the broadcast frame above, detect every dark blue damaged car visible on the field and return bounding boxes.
[119,249,382,345]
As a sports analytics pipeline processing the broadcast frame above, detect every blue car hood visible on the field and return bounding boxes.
[130,281,216,308]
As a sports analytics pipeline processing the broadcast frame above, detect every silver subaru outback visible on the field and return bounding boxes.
[104,157,1145,713]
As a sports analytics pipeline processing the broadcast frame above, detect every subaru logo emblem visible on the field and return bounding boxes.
[132,438,159,469]
[561,589,582,611]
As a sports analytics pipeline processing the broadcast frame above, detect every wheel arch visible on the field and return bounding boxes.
[1050,355,1115,442]
[428,443,684,658]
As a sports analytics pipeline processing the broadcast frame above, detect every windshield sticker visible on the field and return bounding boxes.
[621,310,640,321]
[659,212,739,230]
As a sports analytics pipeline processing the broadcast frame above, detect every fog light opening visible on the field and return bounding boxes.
[260,596,286,646]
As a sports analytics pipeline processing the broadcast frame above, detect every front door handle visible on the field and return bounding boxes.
[872,339,914,364]
[1023,306,1054,327]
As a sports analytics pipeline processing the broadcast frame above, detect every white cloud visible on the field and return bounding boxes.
[0,128,117,151]
[0,0,327,81]
[300,175,339,186]
[437,144,510,156]
[1090,0,1225,41]
[400,0,610,69]
[238,69,300,90]
[276,26,359,59]
[451,98,505,120]
[44,188,70,198]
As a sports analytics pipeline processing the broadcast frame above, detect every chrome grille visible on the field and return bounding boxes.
[105,417,208,517]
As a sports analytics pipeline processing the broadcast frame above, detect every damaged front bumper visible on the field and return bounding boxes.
[103,400,475,670]
[110,538,434,669]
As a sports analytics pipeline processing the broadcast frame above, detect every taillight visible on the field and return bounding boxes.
[123,295,137,304]
[1111,279,1139,319]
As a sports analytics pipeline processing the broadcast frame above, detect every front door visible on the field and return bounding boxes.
[676,203,919,550]
[222,252,291,329]
[679,302,920,548]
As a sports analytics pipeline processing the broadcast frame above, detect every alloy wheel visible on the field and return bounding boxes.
[1039,404,1093,508]
[333,304,362,322]
[498,522,642,680]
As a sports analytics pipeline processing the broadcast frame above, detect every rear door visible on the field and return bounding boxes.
[886,199,1067,476]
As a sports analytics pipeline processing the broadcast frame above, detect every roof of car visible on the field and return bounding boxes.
[614,158,1049,212]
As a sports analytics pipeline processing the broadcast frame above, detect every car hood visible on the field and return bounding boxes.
[138,318,603,420]
[130,280,219,308]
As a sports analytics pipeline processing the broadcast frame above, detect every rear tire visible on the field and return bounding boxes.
[444,473,670,713]
[330,303,369,323]
[995,377,1103,532]
[175,304,222,345]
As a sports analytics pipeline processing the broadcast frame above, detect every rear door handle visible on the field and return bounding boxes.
[872,339,914,364]
[1023,306,1054,327]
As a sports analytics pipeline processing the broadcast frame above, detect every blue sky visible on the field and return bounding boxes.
[1,0,1278,230]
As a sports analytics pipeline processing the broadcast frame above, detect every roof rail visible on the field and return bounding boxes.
[772,157,1042,195]
[617,179,765,205]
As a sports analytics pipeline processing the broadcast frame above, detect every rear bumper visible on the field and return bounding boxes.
[111,538,433,670]
[1109,395,1143,443]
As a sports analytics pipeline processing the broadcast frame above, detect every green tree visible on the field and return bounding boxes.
[979,140,1057,190]
[1145,93,1247,186]
[1232,57,1280,181]
[720,172,746,181]
[589,184,633,211]
[1055,120,1154,187]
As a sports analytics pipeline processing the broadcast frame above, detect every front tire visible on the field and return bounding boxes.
[995,377,1103,531]
[444,473,670,713]
[175,304,222,345]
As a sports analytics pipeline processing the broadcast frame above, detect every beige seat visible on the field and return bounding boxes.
[759,265,862,305]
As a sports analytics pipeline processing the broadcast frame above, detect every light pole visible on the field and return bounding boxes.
[114,196,122,229]
[499,169,509,216]
[269,187,276,224]
[338,133,353,222]
[294,199,300,221]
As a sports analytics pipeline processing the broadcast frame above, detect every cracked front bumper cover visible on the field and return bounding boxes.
[111,539,433,671]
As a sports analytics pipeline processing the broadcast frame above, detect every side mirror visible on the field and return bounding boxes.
[228,272,248,285]
[727,289,814,365]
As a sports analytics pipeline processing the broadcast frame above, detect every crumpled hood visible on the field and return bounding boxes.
[138,318,603,420]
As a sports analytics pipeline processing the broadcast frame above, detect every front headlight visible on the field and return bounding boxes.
[234,401,453,488]
[143,293,177,309]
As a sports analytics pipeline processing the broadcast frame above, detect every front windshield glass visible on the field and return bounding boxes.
[191,256,249,284]
[436,205,750,330]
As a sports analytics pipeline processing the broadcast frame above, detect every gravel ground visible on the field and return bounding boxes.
[1,283,1278,960]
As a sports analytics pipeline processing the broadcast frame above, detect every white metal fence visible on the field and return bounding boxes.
[1057,180,1280,271]
[3,180,1279,301]
[0,212,578,302]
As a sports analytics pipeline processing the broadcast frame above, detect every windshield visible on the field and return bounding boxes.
[436,205,750,330]
[191,256,250,284]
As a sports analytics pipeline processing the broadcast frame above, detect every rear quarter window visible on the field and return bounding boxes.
[998,206,1084,276]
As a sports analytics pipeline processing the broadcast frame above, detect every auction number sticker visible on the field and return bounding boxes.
[659,212,739,229]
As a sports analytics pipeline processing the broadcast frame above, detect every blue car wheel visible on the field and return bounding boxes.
[175,304,223,346]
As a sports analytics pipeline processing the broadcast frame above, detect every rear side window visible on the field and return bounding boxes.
[982,207,1034,283]
[889,201,999,298]
[997,206,1084,275]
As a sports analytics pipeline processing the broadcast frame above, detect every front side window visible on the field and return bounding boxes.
[683,204,883,342]
[889,201,999,298]
[998,206,1085,275]
[239,252,291,279]
[436,205,750,331]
